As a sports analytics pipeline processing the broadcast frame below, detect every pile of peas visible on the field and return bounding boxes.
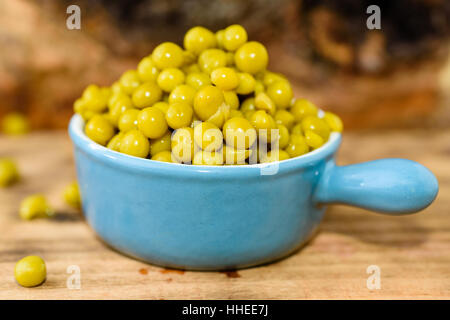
[74,25,343,165]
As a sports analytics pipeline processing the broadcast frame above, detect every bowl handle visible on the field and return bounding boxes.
[313,158,438,215]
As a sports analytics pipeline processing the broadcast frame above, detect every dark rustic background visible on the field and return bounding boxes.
[0,0,449,130]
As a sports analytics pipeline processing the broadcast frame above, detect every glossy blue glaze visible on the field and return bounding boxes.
[314,159,438,214]
[69,115,438,270]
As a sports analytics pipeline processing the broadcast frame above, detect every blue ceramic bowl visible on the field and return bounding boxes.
[69,115,438,270]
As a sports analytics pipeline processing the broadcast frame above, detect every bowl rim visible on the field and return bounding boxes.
[68,114,341,177]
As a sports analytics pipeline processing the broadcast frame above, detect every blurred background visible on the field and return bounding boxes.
[0,0,449,131]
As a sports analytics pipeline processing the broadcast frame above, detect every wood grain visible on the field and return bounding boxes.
[0,130,449,299]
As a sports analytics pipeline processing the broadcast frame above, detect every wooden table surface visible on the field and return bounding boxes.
[0,129,449,300]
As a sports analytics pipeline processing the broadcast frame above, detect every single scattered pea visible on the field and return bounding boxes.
[63,181,81,209]
[14,255,46,287]
[0,158,19,187]
[1,113,30,135]
[20,194,54,220]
